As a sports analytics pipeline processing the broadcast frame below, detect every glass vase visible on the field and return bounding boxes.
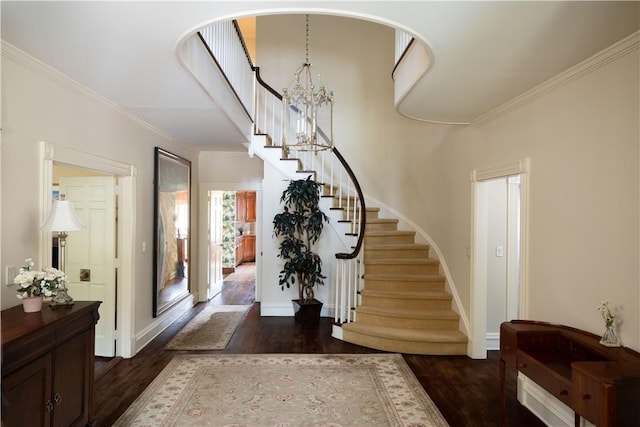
[599,324,620,347]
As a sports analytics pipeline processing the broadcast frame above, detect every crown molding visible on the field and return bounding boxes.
[1,41,194,152]
[471,31,640,127]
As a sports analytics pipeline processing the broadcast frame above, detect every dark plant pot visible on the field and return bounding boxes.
[292,299,323,326]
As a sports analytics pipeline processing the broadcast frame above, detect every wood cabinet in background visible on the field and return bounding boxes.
[244,235,256,262]
[236,191,256,223]
[1,301,101,427]
[236,191,247,222]
[245,192,256,222]
[235,237,244,267]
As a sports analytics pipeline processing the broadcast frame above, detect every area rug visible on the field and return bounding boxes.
[165,305,250,350]
[113,353,449,427]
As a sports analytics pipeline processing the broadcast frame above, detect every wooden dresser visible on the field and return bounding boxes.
[1,301,101,427]
[500,320,640,427]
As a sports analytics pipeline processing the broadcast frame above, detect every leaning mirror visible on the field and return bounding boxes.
[153,148,191,317]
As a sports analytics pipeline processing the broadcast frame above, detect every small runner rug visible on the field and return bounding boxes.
[113,353,449,427]
[165,305,250,351]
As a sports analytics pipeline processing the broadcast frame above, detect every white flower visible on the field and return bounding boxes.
[13,257,66,299]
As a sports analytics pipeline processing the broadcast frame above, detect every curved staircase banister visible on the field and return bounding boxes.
[254,63,366,261]
[254,67,282,101]
[332,147,366,260]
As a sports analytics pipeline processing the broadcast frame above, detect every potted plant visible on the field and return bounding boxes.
[13,258,66,312]
[273,176,329,325]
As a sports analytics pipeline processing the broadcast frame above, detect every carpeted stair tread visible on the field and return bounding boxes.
[361,289,451,300]
[365,273,445,282]
[365,258,439,266]
[366,230,415,237]
[367,218,399,224]
[343,322,467,343]
[365,243,430,250]
[357,305,460,320]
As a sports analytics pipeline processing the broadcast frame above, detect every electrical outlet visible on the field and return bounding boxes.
[496,246,504,257]
[6,265,17,285]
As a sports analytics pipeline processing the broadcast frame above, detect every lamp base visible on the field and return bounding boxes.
[49,287,75,307]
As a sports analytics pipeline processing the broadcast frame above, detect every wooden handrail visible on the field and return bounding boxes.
[254,67,282,100]
[254,69,366,260]
[196,31,253,121]
[332,147,366,260]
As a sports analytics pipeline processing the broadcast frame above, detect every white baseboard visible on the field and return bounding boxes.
[133,295,195,355]
[260,302,334,318]
[518,373,594,427]
[486,332,500,350]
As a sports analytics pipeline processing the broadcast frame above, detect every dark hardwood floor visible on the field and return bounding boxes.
[93,279,544,427]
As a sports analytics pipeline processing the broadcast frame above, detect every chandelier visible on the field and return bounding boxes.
[282,15,334,152]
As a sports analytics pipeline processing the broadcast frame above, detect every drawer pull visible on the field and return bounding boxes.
[559,390,568,396]
[581,393,591,400]
[54,393,62,404]
[46,400,54,412]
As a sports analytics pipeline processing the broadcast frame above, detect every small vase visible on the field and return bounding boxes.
[22,296,44,313]
[600,325,620,347]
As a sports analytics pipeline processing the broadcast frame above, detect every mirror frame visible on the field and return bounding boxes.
[153,147,191,317]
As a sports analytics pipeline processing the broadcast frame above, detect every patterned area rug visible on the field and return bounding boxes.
[114,354,449,427]
[165,305,250,350]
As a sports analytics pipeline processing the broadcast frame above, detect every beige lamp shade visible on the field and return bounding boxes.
[41,200,85,232]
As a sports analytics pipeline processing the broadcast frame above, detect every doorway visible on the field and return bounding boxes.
[55,168,118,357]
[41,141,137,358]
[200,185,260,304]
[469,159,529,359]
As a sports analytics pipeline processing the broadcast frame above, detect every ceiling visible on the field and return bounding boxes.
[2,1,639,152]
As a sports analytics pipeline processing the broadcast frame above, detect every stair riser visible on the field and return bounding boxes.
[365,264,440,275]
[364,280,445,292]
[365,235,415,245]
[366,210,380,220]
[361,295,451,310]
[365,248,430,259]
[342,330,467,355]
[366,222,398,232]
[356,312,459,330]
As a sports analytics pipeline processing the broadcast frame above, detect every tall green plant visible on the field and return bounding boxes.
[273,177,329,304]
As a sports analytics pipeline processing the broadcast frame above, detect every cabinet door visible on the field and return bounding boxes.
[236,238,244,266]
[53,331,92,427]
[2,353,53,427]
[245,236,256,261]
[236,191,246,222]
[246,192,256,222]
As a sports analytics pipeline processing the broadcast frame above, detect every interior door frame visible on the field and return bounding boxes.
[469,158,530,359]
[198,183,262,303]
[40,141,137,358]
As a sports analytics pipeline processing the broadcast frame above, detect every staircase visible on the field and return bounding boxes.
[194,22,467,355]
[341,207,468,355]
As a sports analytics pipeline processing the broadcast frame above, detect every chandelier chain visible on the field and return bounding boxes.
[305,14,309,65]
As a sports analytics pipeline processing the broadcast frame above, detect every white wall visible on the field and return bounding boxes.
[257,15,640,350]
[1,44,200,354]
[199,151,263,184]
[433,46,640,349]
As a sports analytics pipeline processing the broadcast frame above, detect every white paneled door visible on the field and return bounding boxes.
[60,176,117,357]
[208,191,224,299]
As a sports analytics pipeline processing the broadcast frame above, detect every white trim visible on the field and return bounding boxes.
[470,158,530,359]
[472,31,640,126]
[485,332,500,351]
[134,295,195,352]
[40,141,137,358]
[199,182,264,306]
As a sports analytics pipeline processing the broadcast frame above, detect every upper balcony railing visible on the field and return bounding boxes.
[199,21,255,120]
